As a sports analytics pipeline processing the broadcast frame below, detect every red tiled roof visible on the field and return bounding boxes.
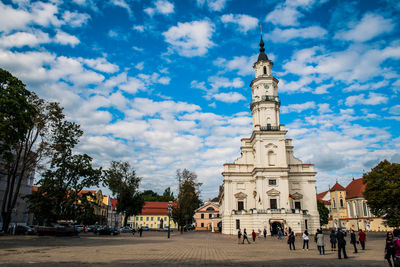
[140,201,176,215]
[110,199,118,211]
[316,190,328,201]
[330,182,346,192]
[345,178,366,199]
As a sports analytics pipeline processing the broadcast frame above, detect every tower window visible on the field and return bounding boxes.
[269,179,276,186]
[263,66,267,75]
[238,201,244,211]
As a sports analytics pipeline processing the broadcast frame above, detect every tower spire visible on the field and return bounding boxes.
[257,24,268,62]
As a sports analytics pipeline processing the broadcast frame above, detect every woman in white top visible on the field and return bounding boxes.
[302,230,310,250]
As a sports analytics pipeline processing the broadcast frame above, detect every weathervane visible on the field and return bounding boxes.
[259,24,262,36]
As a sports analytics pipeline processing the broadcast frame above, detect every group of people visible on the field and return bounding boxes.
[237,226,400,266]
[237,228,268,244]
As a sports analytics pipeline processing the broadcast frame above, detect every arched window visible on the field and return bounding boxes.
[340,198,344,207]
[206,207,215,211]
[263,66,267,75]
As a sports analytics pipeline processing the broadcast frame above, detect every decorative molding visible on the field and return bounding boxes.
[234,192,247,200]
[291,192,303,200]
[266,188,280,196]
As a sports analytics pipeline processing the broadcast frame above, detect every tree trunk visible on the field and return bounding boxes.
[1,211,11,233]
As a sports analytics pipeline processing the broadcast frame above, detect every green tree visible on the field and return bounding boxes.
[27,116,101,224]
[0,68,59,232]
[142,188,174,202]
[161,187,174,202]
[172,169,202,232]
[363,160,400,227]
[103,161,144,226]
[317,201,329,226]
[142,190,159,201]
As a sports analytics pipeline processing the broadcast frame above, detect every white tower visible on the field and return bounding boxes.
[220,34,320,235]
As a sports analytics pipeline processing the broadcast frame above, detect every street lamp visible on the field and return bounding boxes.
[167,202,172,239]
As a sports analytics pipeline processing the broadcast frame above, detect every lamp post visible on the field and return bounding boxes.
[168,202,172,239]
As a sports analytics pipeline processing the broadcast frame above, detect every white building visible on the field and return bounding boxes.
[220,35,320,235]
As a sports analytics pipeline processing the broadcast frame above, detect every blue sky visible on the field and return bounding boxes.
[1,0,399,200]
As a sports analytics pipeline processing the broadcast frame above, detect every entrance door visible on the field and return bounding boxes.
[270,221,283,236]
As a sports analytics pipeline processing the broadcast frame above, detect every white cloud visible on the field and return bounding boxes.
[133,25,145,32]
[318,103,332,113]
[0,1,61,32]
[213,54,257,76]
[54,31,80,46]
[335,13,394,42]
[389,105,400,115]
[163,20,215,57]
[345,92,389,106]
[62,10,90,27]
[135,62,144,70]
[0,30,50,48]
[81,58,119,73]
[268,26,327,42]
[197,0,228,11]
[265,5,302,26]
[110,0,133,18]
[221,14,258,33]
[213,92,245,103]
[280,101,316,113]
[145,0,174,16]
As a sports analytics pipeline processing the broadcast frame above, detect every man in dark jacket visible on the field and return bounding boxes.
[336,229,348,259]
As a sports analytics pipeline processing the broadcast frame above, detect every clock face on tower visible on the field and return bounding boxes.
[264,84,269,89]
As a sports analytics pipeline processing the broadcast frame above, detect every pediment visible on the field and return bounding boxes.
[292,192,303,200]
[234,192,247,200]
[267,188,280,196]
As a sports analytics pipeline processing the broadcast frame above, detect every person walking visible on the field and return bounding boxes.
[237,229,242,244]
[242,228,251,244]
[350,229,358,253]
[278,228,283,240]
[393,229,400,267]
[358,229,366,250]
[252,229,257,243]
[263,228,267,239]
[288,231,296,250]
[330,230,337,251]
[302,230,310,250]
[337,228,348,259]
[385,232,396,267]
[139,226,143,237]
[316,229,325,255]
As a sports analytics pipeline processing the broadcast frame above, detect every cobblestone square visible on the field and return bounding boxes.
[0,231,390,266]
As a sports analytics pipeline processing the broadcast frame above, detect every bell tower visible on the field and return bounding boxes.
[250,30,280,131]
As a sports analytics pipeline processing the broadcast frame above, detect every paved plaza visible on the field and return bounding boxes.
[0,231,390,266]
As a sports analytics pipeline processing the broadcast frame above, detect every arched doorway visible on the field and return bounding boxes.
[270,221,283,236]
[160,219,163,229]
[217,221,222,232]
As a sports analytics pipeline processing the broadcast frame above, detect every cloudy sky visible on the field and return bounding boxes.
[1,0,399,199]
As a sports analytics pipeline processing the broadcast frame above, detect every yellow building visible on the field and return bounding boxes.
[317,178,394,232]
[127,201,177,229]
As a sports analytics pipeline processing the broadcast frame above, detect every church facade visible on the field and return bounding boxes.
[220,36,320,235]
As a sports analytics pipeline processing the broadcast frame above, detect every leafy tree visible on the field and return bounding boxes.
[317,201,329,226]
[103,161,144,226]
[142,188,174,202]
[27,116,101,224]
[161,187,174,202]
[142,190,159,201]
[363,160,400,227]
[0,68,59,232]
[172,169,202,232]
